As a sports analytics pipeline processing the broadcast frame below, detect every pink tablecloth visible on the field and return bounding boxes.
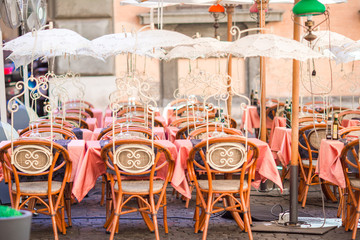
[341,119,360,128]
[71,140,177,202]
[165,126,180,142]
[241,106,273,134]
[86,118,97,131]
[269,117,286,146]
[270,127,292,166]
[316,139,346,188]
[249,138,283,192]
[174,138,283,199]
[91,108,103,128]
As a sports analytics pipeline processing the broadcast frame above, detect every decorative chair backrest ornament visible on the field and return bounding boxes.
[109,71,157,155]
[12,145,53,174]
[8,72,57,165]
[114,144,155,173]
[200,66,250,161]
[206,142,246,172]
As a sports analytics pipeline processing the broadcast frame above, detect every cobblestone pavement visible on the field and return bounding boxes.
[29,181,354,240]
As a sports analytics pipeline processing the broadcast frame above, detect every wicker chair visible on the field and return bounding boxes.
[104,117,164,128]
[101,139,174,240]
[98,126,158,141]
[339,110,360,123]
[298,124,338,208]
[340,139,360,240]
[189,126,243,140]
[19,124,73,136]
[266,103,285,121]
[20,127,77,140]
[65,100,94,109]
[340,126,360,139]
[116,106,149,118]
[0,139,72,240]
[298,117,324,127]
[54,116,89,129]
[187,136,259,240]
[65,108,94,118]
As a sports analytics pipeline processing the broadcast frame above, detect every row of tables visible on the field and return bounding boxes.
[5,104,358,204]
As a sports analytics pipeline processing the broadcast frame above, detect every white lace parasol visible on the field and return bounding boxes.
[164,37,231,60]
[4,28,99,68]
[227,33,324,61]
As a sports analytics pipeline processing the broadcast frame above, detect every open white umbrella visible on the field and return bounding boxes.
[4,28,100,68]
[91,31,175,59]
[136,29,193,52]
[164,37,231,60]
[228,33,324,61]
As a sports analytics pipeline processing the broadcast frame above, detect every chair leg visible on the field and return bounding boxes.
[109,193,123,240]
[152,214,160,240]
[137,198,155,232]
[201,212,211,240]
[201,194,212,240]
[194,193,201,233]
[163,193,169,234]
[352,197,360,240]
[64,183,72,227]
[301,184,310,208]
[100,175,106,206]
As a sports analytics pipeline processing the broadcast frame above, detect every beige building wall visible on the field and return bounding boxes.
[114,0,359,103]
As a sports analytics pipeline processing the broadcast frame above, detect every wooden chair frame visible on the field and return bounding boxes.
[101,139,175,240]
[187,137,259,240]
[0,140,72,240]
[298,124,338,208]
[340,139,360,240]
[20,127,77,140]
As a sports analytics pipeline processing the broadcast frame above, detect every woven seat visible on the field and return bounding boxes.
[302,159,318,167]
[114,180,164,193]
[197,179,248,191]
[12,181,62,194]
[350,179,360,189]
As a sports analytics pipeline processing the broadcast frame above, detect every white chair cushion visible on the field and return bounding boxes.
[12,181,63,194]
[197,179,248,191]
[350,179,360,189]
[114,180,165,193]
[302,160,317,167]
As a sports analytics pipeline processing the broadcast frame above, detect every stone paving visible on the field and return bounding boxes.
[29,180,354,240]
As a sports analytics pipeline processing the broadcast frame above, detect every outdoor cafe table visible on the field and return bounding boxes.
[241,106,274,134]
[85,118,98,131]
[71,140,178,202]
[172,138,284,199]
[0,139,86,183]
[270,127,292,167]
[315,139,346,188]
[91,108,103,128]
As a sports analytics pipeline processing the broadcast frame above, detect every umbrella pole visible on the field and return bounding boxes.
[290,1,301,225]
[0,29,7,122]
[258,1,267,142]
[226,5,234,116]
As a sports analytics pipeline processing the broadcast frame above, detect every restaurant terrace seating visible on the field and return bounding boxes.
[340,139,360,240]
[187,136,259,240]
[101,139,174,240]
[0,139,72,240]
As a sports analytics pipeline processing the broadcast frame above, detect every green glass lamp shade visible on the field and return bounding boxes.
[292,0,326,17]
